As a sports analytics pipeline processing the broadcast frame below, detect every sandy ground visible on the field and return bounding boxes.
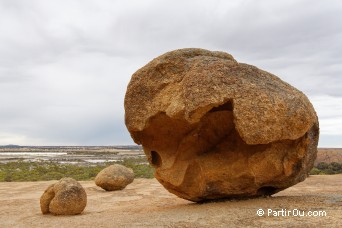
[0,175,341,228]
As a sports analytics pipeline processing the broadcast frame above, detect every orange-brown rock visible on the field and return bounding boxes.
[40,178,87,215]
[95,164,134,191]
[124,48,319,202]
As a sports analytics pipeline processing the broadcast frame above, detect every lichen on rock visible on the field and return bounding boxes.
[124,48,319,202]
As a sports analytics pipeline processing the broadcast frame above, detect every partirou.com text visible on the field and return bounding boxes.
[256,208,327,217]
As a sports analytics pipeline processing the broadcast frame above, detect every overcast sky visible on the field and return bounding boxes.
[0,0,341,147]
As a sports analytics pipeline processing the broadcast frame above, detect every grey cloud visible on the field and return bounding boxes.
[0,0,341,146]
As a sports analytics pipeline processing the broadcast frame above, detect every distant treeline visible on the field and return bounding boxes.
[311,162,342,175]
[0,144,20,148]
[0,145,142,149]
[0,145,143,152]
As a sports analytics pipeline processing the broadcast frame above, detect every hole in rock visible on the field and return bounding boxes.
[151,151,162,167]
[209,100,233,112]
[256,186,278,196]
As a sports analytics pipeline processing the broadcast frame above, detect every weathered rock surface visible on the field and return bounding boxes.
[95,164,134,191]
[40,178,87,215]
[124,48,319,202]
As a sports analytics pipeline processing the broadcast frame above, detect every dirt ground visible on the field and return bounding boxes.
[0,175,341,227]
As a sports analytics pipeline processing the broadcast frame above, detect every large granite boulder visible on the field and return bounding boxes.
[95,164,134,191]
[40,178,87,215]
[124,48,319,202]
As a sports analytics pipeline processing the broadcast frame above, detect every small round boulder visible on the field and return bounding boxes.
[124,48,319,202]
[95,164,134,191]
[40,178,87,215]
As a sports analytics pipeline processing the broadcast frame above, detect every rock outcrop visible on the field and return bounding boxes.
[40,178,87,215]
[124,48,319,202]
[95,164,134,191]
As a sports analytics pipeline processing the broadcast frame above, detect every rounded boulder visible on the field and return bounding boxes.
[40,177,87,215]
[124,48,319,202]
[95,164,134,191]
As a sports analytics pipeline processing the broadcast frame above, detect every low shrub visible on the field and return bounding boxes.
[310,162,342,175]
[0,158,154,182]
